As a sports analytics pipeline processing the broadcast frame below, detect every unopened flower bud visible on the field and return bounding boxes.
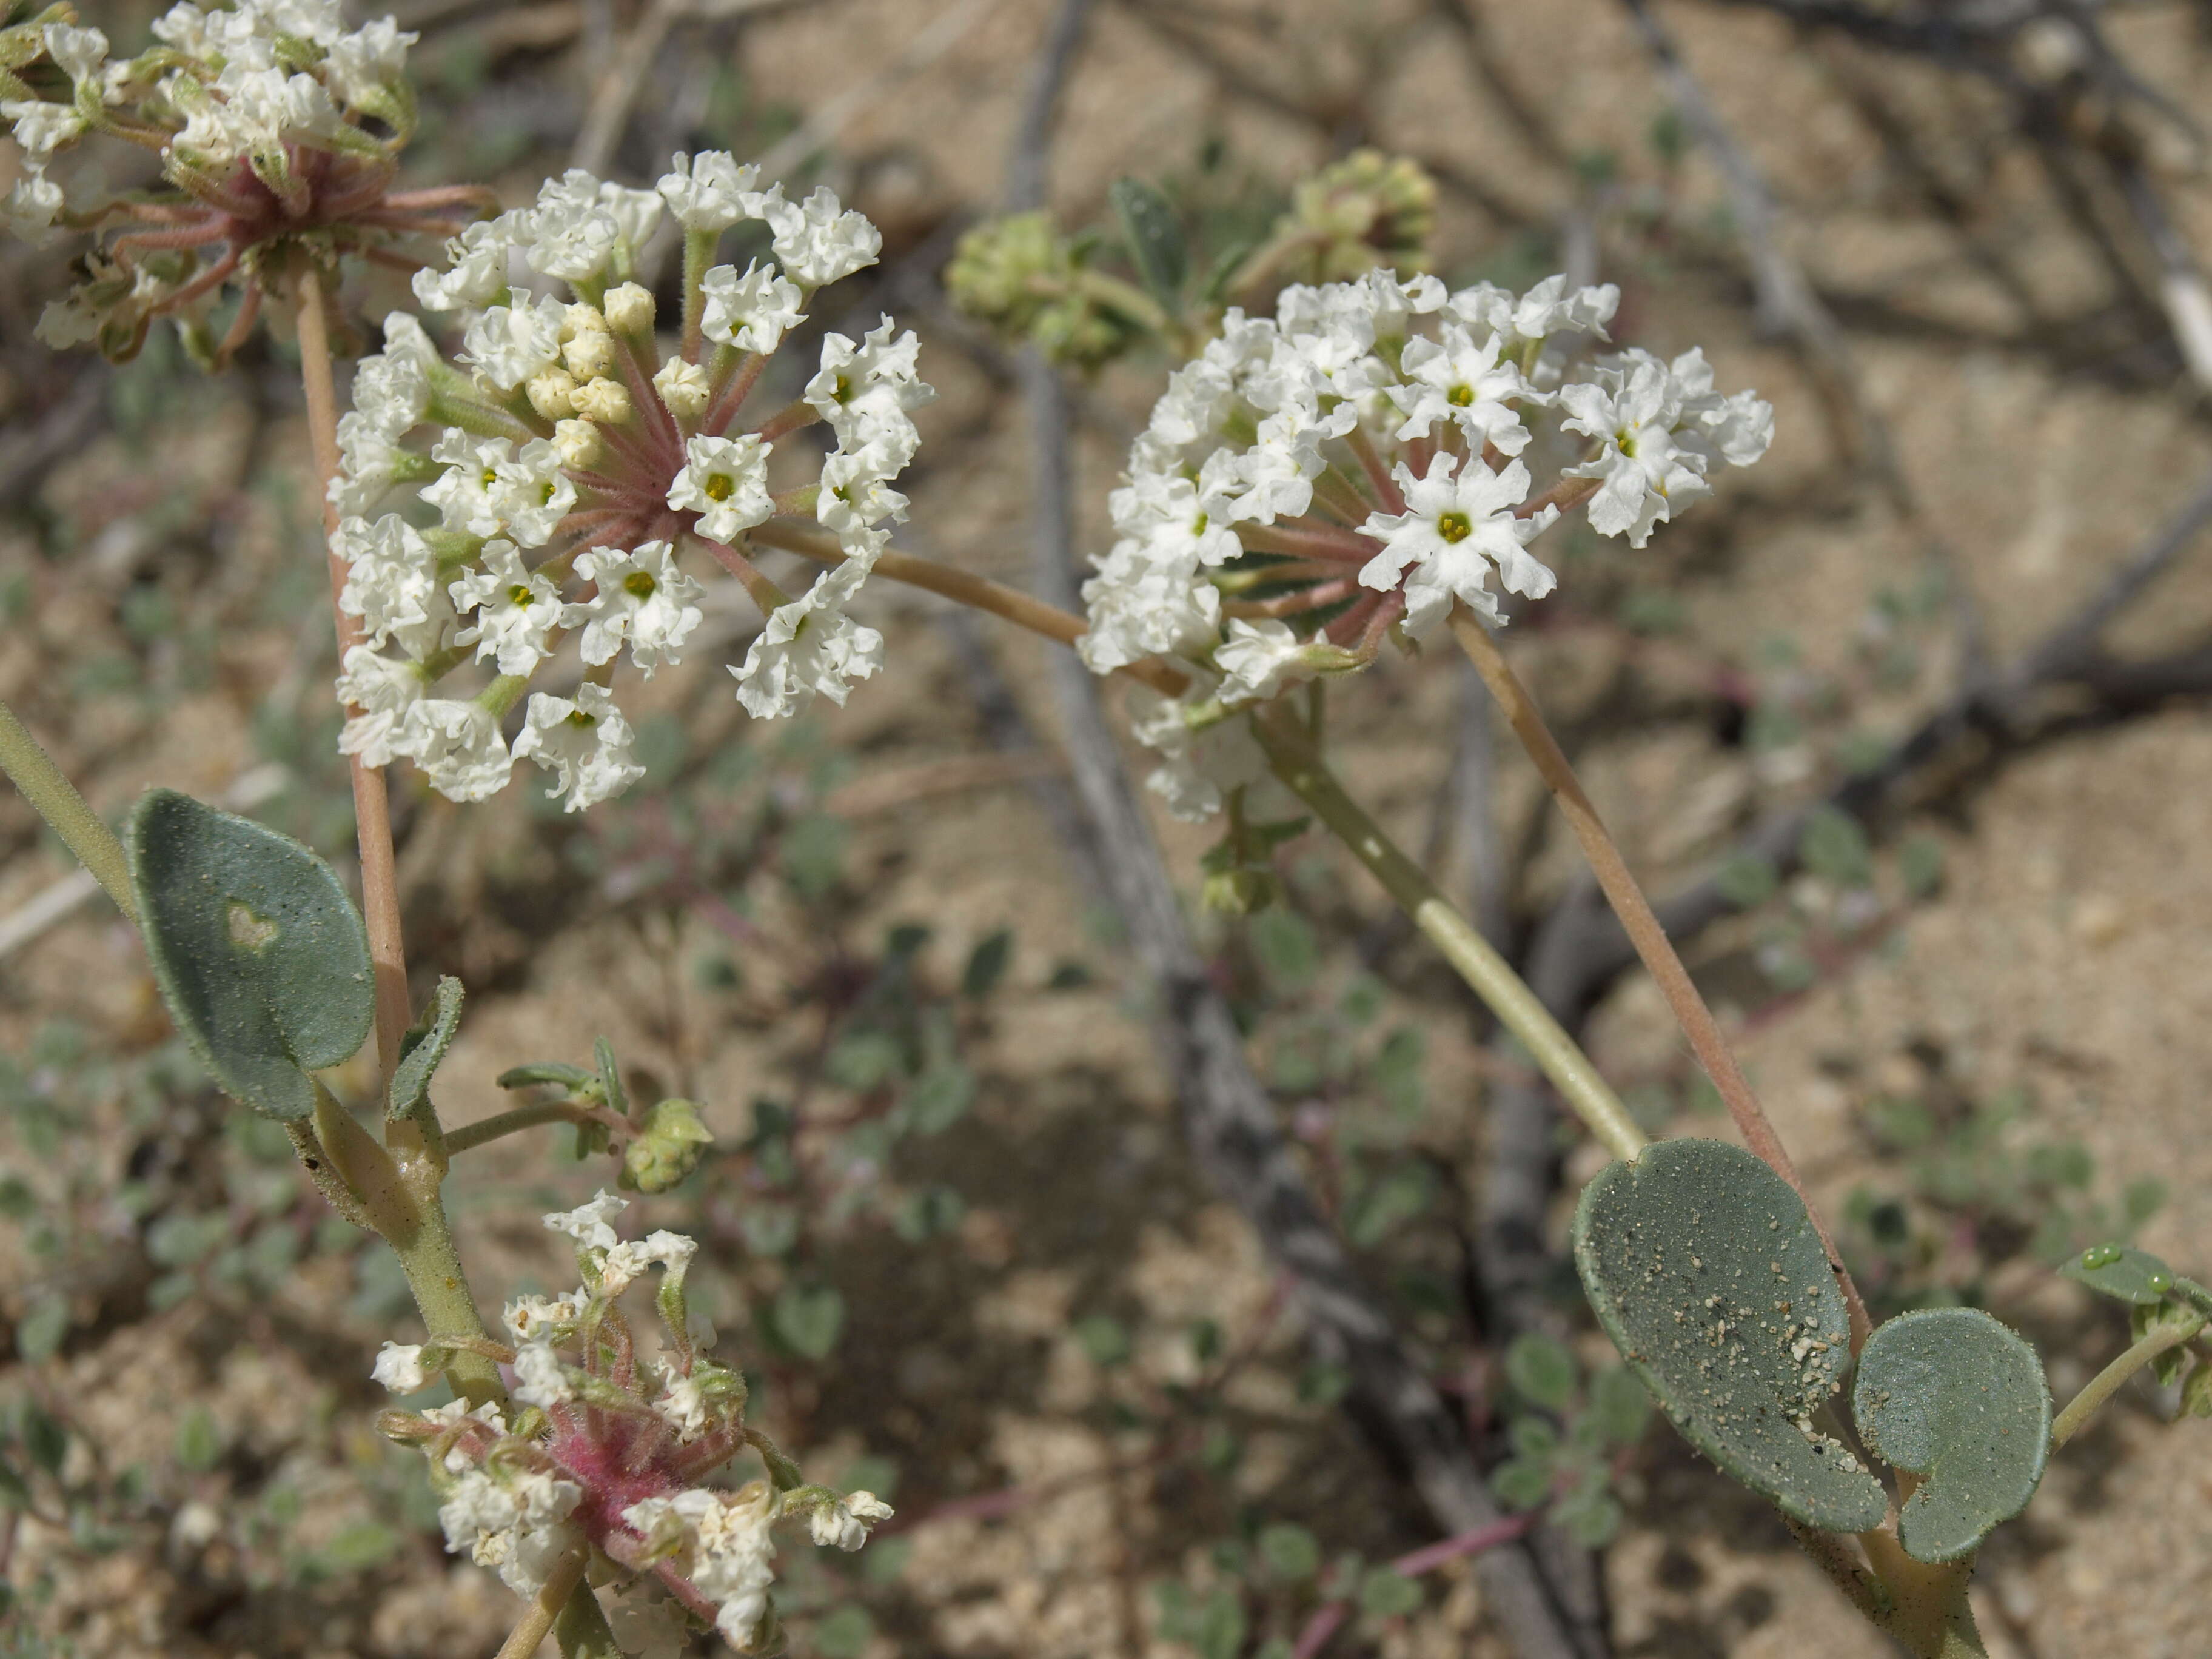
[654,357,711,420]
[560,301,608,341]
[569,376,631,424]
[623,1097,714,1193]
[1279,148,1438,283]
[553,417,602,468]
[527,367,578,420]
[603,282,655,333]
[563,327,617,380]
[1201,865,1282,916]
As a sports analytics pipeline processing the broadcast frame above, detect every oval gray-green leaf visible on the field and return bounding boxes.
[127,789,373,1121]
[1852,1307,2049,1563]
[2059,1244,2174,1305]
[1572,1138,1885,1533]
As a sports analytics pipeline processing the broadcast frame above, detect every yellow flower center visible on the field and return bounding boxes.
[1436,511,1473,544]
[1447,383,1474,407]
[623,571,658,599]
[506,583,535,606]
[703,472,735,503]
[563,709,597,729]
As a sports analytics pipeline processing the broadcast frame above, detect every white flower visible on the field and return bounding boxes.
[461,289,566,394]
[451,541,565,676]
[338,515,457,659]
[657,150,764,233]
[626,1486,779,1649]
[512,1341,576,1410]
[2,100,87,159]
[805,318,933,464]
[765,184,881,286]
[1668,346,1775,467]
[552,418,602,470]
[489,439,577,549]
[1077,535,1223,673]
[731,559,883,719]
[423,429,513,538]
[598,1229,697,1296]
[654,1373,708,1438]
[404,699,512,802]
[668,432,774,544]
[1358,454,1558,634]
[545,1190,628,1252]
[511,685,645,811]
[1389,323,1538,453]
[1558,352,1712,548]
[503,1289,589,1344]
[335,646,426,768]
[653,356,711,420]
[1213,619,1315,704]
[807,1490,893,1552]
[371,1342,431,1394]
[816,449,910,537]
[44,24,108,84]
[571,541,704,674]
[700,260,805,355]
[1447,274,1619,353]
[5,167,65,246]
[415,217,523,312]
[323,16,417,103]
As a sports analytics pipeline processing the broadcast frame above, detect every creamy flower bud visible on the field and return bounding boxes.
[526,367,578,421]
[552,418,602,469]
[569,377,631,424]
[653,357,711,420]
[603,282,655,333]
[563,327,617,380]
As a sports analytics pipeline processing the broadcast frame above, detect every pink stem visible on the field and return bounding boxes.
[703,352,768,438]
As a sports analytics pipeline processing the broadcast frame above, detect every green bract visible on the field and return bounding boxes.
[389,976,463,1122]
[1572,1138,1886,1532]
[1852,1308,2050,1563]
[127,789,374,1121]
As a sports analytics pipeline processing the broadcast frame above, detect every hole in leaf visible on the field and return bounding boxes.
[227,902,280,950]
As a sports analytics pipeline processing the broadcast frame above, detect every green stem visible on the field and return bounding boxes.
[0,697,136,923]
[1251,704,1647,1163]
[2051,1311,2208,1449]
[495,1548,586,1659]
[444,1101,603,1156]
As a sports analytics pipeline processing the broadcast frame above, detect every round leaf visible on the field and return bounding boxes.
[127,789,372,1121]
[1504,1333,1577,1411]
[1852,1307,2049,1563]
[1572,1138,1886,1533]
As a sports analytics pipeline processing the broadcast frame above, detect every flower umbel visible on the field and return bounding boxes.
[2,1,484,365]
[376,1192,892,1652]
[329,154,932,806]
[1078,270,1771,823]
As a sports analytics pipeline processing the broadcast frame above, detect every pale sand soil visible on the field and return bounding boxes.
[4,0,2211,1655]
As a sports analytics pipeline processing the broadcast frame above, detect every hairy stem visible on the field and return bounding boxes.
[444,1101,617,1156]
[495,1548,587,1659]
[1447,605,1872,1350]
[1252,703,1646,1163]
[0,698,135,923]
[293,261,412,1087]
[2051,1312,2207,1450]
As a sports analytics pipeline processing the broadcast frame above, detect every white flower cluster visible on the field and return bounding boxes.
[375,1190,893,1652]
[332,155,931,809]
[1081,272,1772,819]
[3,0,417,249]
